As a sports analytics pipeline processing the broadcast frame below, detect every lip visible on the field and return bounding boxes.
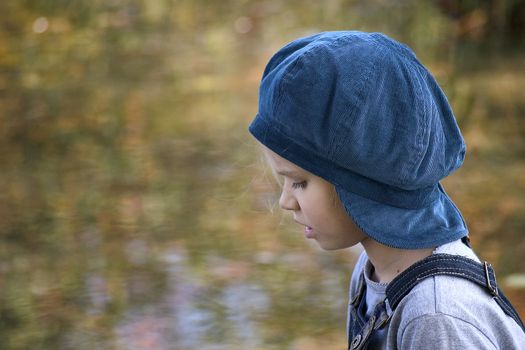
[304,225,315,238]
[295,219,315,239]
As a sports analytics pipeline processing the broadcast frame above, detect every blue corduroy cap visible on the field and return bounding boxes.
[249,31,468,249]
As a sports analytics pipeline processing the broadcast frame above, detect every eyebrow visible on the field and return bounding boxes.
[276,170,302,177]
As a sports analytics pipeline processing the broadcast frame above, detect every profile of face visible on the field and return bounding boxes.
[263,147,368,250]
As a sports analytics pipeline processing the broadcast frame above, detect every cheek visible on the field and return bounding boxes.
[301,195,334,221]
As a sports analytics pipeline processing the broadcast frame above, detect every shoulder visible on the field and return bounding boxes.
[391,275,497,348]
[389,264,525,349]
[398,312,498,349]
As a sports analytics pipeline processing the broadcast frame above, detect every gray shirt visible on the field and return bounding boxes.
[348,240,525,349]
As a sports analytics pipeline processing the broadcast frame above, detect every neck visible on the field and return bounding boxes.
[361,238,435,284]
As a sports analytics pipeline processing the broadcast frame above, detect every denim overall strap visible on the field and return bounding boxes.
[347,274,391,350]
[348,253,525,350]
[386,253,525,332]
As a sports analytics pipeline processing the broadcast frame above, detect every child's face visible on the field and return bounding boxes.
[263,147,368,250]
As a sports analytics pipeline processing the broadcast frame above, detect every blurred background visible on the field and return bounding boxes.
[1,0,525,349]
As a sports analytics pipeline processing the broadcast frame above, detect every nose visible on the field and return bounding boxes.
[279,188,300,211]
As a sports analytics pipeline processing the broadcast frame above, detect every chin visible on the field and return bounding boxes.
[318,242,349,251]
[318,240,356,251]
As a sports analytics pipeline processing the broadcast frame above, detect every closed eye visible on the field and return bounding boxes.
[291,181,307,189]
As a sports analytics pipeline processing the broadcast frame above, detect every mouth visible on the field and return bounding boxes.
[294,219,315,238]
[302,224,315,239]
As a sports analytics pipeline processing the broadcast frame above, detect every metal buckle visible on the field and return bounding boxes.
[350,334,362,349]
[484,261,499,297]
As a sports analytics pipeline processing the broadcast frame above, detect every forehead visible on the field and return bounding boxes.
[262,147,308,176]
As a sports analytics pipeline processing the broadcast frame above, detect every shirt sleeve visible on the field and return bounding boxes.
[400,313,497,350]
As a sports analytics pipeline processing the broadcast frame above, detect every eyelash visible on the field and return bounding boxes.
[291,181,307,189]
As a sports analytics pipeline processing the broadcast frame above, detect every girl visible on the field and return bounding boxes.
[249,31,525,349]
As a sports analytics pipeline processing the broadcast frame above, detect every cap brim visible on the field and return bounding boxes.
[335,183,468,249]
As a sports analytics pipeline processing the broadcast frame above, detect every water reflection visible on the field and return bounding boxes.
[96,240,355,350]
[114,245,269,349]
[1,1,525,349]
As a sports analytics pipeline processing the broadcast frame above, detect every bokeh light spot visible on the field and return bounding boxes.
[33,17,49,33]
[234,16,253,34]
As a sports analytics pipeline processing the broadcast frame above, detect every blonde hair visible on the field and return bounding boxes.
[260,147,340,207]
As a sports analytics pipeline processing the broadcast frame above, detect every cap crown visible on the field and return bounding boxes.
[256,31,465,201]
